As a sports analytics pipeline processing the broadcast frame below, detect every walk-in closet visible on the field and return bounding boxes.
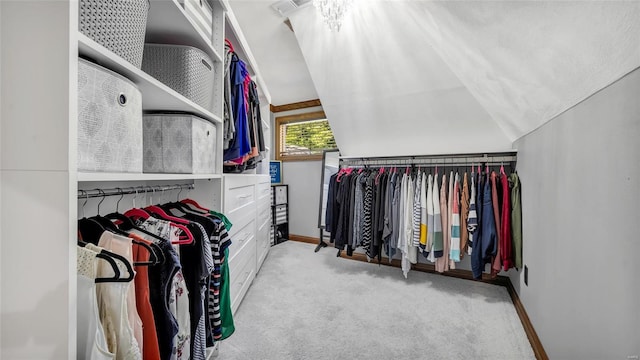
[1,1,638,359]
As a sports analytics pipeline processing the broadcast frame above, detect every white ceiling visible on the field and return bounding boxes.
[227,0,318,105]
[230,1,640,157]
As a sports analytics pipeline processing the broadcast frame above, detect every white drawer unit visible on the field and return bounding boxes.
[228,218,255,263]
[229,239,256,315]
[257,202,271,229]
[223,174,271,316]
[256,219,270,270]
[273,204,288,225]
[256,179,271,201]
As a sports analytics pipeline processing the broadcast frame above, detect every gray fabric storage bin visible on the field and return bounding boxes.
[143,114,216,174]
[79,0,149,68]
[142,44,214,111]
[78,58,143,173]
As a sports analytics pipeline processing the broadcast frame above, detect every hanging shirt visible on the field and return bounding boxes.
[429,174,442,263]
[509,173,523,269]
[450,173,461,263]
[399,173,413,278]
[500,171,514,271]
[467,174,478,256]
[90,239,142,360]
[447,171,455,269]
[412,171,422,249]
[435,173,449,273]
[405,174,420,268]
[419,172,428,257]
[460,172,471,257]
[97,232,143,358]
[423,174,434,259]
[223,55,251,162]
[77,246,116,360]
[490,171,502,276]
[131,235,161,360]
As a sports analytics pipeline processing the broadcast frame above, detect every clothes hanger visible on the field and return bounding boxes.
[136,187,194,245]
[88,189,159,266]
[77,190,108,244]
[95,249,135,283]
[124,186,152,221]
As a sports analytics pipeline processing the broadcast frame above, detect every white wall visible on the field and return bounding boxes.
[510,67,640,359]
[1,1,76,358]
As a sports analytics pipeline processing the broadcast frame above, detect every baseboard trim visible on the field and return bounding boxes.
[322,248,547,359]
[504,279,549,360]
[288,234,321,245]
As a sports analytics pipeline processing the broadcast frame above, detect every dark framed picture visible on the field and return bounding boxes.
[270,161,282,184]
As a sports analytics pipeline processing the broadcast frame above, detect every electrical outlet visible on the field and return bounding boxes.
[524,265,529,286]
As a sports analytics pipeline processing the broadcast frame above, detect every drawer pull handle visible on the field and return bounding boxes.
[238,233,250,242]
[237,194,252,199]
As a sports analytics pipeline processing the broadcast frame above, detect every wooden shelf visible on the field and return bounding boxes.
[78,172,223,182]
[78,33,223,126]
[146,0,223,63]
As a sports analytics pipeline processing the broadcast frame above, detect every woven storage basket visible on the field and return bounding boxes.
[142,44,215,111]
[143,114,217,174]
[79,0,150,68]
[78,58,143,173]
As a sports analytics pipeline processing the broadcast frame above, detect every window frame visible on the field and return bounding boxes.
[275,110,336,162]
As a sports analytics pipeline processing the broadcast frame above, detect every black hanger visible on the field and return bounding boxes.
[95,249,135,283]
[78,218,107,245]
[78,241,133,283]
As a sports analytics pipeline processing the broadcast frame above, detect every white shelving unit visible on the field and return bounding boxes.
[0,0,270,358]
[78,172,223,182]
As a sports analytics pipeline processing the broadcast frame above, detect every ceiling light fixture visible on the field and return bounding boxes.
[313,0,354,32]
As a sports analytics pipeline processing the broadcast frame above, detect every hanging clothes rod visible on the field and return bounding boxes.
[339,152,517,167]
[77,184,194,199]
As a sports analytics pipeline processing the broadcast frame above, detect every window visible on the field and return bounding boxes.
[276,111,338,161]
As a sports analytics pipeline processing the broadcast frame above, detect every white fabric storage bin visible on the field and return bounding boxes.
[143,114,216,174]
[142,44,214,111]
[79,0,149,68]
[77,58,143,173]
[184,0,213,39]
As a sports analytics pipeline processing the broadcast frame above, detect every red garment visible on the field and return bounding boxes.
[500,172,514,270]
[131,235,161,360]
[490,172,502,276]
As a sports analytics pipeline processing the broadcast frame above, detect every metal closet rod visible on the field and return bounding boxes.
[77,184,194,199]
[339,152,517,167]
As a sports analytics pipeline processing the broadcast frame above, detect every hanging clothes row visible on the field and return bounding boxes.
[223,39,266,173]
[325,165,522,279]
[77,193,235,360]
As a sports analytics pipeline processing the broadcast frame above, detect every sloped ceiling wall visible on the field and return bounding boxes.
[289,1,640,157]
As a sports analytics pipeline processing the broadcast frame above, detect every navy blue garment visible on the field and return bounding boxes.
[472,173,485,279]
[223,54,251,162]
[472,174,499,279]
[148,239,181,360]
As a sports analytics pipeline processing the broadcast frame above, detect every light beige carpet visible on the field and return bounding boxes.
[218,241,535,360]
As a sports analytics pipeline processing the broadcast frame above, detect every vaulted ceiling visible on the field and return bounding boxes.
[230,1,640,157]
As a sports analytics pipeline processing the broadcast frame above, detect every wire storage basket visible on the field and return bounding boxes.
[79,0,150,68]
[142,44,215,111]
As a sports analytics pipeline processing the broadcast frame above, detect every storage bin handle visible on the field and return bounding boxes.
[201,58,212,71]
[117,93,127,107]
